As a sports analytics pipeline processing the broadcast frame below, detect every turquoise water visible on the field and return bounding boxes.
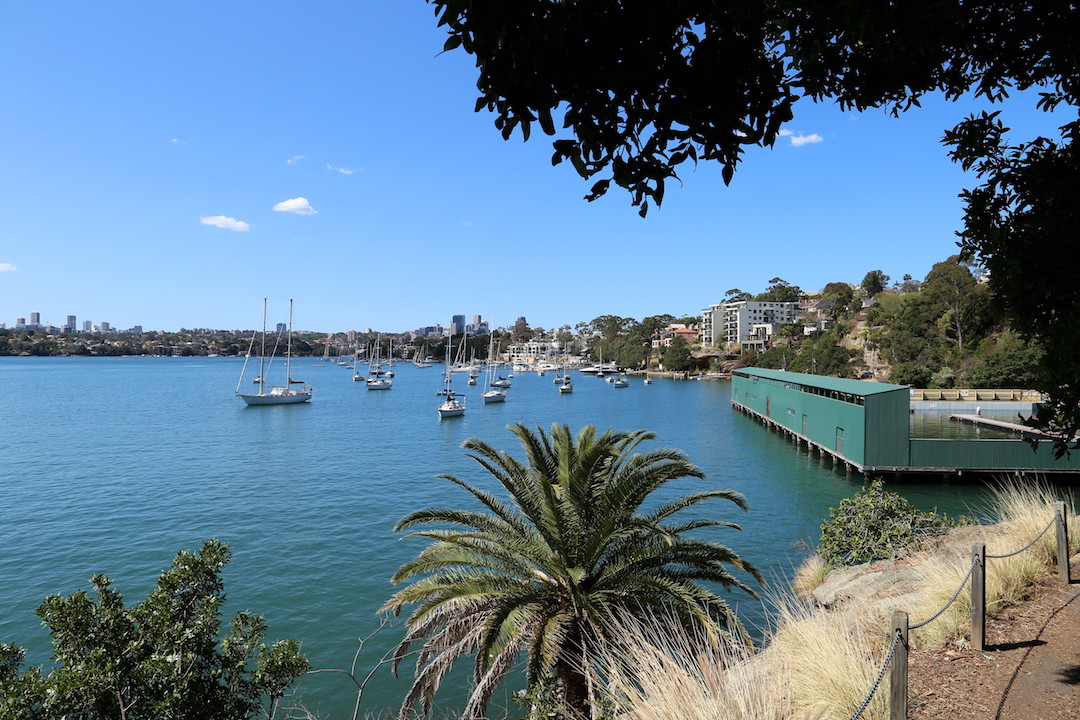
[0,357,998,717]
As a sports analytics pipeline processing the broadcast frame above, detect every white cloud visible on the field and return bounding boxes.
[286,155,305,165]
[327,163,362,175]
[200,215,251,232]
[778,129,823,146]
[0,262,18,272]
[790,133,824,147]
[273,197,317,215]
[171,138,184,145]
[461,220,475,227]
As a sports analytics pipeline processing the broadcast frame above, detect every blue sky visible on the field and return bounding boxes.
[0,2,1066,333]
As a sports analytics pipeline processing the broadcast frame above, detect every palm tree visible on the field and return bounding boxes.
[382,423,761,719]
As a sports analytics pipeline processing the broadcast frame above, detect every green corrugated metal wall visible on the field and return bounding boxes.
[909,439,1080,471]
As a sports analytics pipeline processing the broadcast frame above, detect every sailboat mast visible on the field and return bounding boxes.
[259,298,267,392]
[286,298,294,383]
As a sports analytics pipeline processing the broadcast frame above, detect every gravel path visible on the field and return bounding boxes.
[910,558,1080,720]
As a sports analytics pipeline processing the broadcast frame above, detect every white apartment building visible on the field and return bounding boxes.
[701,300,800,352]
[506,338,562,364]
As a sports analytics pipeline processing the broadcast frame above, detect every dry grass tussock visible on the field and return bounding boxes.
[790,555,829,599]
[906,479,1076,648]
[595,480,1075,720]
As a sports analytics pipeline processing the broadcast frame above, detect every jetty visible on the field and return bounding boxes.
[949,413,1064,440]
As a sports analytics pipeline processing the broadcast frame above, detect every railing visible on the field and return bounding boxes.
[909,388,1045,402]
[845,502,1071,720]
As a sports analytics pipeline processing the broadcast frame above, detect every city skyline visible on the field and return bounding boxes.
[1,3,1068,334]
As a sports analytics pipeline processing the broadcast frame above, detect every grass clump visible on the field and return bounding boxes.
[791,555,830,599]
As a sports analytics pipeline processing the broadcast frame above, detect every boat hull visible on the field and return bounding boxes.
[482,391,507,403]
[438,402,465,418]
[237,388,312,405]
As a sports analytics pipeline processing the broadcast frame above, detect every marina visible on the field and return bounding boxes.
[0,357,1055,718]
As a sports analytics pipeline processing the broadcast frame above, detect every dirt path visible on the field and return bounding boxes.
[910,559,1080,719]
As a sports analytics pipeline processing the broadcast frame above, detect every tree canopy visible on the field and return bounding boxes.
[0,541,308,720]
[429,0,1080,451]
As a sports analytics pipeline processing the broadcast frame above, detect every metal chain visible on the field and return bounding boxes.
[846,511,1058,720]
[848,628,901,720]
[985,514,1058,559]
[910,557,977,630]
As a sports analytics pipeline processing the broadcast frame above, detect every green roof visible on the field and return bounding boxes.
[732,367,909,397]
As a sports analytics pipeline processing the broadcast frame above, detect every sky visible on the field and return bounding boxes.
[0,2,1068,334]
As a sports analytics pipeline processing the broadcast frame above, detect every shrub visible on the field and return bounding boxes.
[818,479,960,566]
[889,361,932,387]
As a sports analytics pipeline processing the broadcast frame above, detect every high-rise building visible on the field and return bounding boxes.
[275,323,287,335]
[100,321,111,332]
[451,314,466,335]
[64,315,77,332]
[29,312,41,326]
[15,317,26,328]
[82,320,92,332]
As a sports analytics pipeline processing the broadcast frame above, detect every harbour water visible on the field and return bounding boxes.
[0,357,1014,717]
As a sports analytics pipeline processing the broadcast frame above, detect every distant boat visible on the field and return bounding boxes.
[366,336,393,390]
[481,330,507,404]
[438,336,466,418]
[613,375,630,388]
[236,299,312,405]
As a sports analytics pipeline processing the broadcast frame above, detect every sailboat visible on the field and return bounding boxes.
[437,336,466,418]
[413,342,432,368]
[236,298,312,405]
[481,332,507,404]
[366,336,392,390]
[489,340,511,389]
[556,348,573,394]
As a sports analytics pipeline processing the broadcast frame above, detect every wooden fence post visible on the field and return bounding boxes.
[890,610,908,720]
[971,544,985,651]
[1056,501,1070,583]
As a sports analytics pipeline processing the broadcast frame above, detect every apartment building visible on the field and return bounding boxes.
[701,300,800,352]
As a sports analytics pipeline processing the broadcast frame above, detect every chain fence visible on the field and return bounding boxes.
[843,506,1067,720]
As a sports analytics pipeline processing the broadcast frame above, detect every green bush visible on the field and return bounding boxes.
[889,361,933,387]
[818,479,961,566]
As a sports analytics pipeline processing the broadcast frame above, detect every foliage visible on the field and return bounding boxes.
[860,270,890,298]
[818,479,960,566]
[661,338,695,372]
[929,365,956,389]
[0,540,309,720]
[964,334,1044,389]
[382,424,760,719]
[788,330,858,377]
[947,111,1080,453]
[754,277,803,303]
[821,282,855,320]
[889,361,933,388]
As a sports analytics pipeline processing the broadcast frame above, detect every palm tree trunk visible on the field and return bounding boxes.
[554,623,591,719]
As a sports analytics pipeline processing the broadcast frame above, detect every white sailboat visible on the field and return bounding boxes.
[438,336,466,418]
[556,349,573,394]
[413,342,432,368]
[236,299,312,405]
[366,336,393,390]
[481,331,507,404]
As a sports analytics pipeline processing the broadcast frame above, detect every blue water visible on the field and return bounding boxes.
[0,357,999,717]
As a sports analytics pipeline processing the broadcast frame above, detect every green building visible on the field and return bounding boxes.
[731,368,1080,477]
